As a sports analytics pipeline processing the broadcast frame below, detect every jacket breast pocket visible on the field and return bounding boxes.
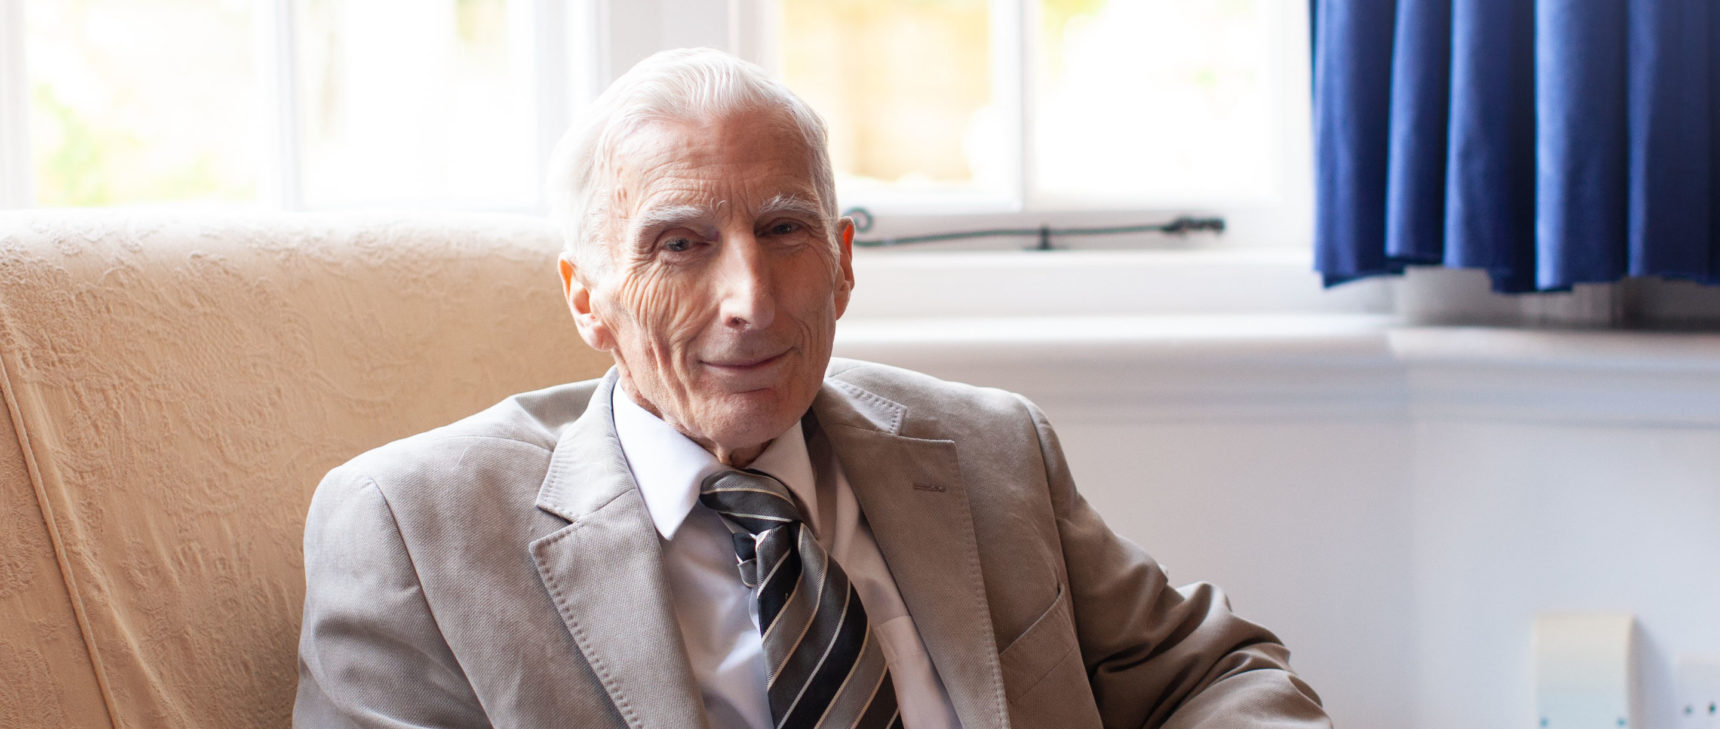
[997,582,1101,727]
[997,582,1076,702]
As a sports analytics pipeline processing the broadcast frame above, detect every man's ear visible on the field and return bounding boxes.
[833,217,856,319]
[559,256,614,352]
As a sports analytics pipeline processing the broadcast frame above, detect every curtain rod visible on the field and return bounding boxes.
[843,207,1225,250]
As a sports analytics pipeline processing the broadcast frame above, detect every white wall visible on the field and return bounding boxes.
[836,317,1720,729]
[1409,420,1720,729]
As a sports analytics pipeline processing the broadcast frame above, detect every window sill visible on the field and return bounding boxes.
[833,313,1720,427]
[844,248,1390,320]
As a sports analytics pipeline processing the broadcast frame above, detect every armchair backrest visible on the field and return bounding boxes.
[0,212,611,728]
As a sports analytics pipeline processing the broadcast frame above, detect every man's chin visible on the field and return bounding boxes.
[696,399,808,451]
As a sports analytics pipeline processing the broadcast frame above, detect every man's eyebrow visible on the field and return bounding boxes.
[629,204,711,242]
[756,193,824,221]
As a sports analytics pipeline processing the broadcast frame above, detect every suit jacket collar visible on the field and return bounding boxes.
[531,370,710,729]
[530,369,1010,729]
[812,377,1011,729]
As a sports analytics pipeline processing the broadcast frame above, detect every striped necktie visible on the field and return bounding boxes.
[700,468,904,729]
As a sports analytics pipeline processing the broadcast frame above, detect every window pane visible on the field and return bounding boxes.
[1035,0,1277,204]
[777,0,1002,201]
[25,0,262,206]
[295,0,537,208]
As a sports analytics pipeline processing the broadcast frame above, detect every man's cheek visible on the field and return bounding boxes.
[654,290,717,340]
[663,316,713,360]
[628,305,708,370]
[615,280,681,336]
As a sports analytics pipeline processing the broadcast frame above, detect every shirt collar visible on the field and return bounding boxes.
[612,386,818,540]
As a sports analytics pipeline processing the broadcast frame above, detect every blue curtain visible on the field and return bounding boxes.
[1314,0,1720,293]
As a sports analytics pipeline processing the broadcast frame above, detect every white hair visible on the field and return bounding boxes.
[545,48,838,278]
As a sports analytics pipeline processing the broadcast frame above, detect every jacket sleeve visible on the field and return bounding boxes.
[1017,395,1332,729]
[295,465,491,729]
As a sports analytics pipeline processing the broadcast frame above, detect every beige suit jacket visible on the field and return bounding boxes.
[295,359,1329,728]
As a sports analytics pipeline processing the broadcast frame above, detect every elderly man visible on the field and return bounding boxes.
[295,48,1330,729]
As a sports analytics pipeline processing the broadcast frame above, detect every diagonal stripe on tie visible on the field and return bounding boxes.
[700,468,903,729]
[814,630,890,729]
[778,587,869,728]
[853,672,903,729]
[768,545,851,698]
[756,528,806,631]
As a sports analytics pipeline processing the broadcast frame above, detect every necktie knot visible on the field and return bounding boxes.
[698,468,803,536]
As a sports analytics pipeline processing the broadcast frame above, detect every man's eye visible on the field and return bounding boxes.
[662,237,693,252]
[767,221,800,236]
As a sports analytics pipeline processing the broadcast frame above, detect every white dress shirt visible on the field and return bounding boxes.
[612,386,962,729]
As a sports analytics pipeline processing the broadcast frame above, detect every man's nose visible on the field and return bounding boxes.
[715,234,774,331]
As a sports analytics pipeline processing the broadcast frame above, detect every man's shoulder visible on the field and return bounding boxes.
[322,378,603,500]
[823,358,1035,431]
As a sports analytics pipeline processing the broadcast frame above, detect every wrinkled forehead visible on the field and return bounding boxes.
[606,109,823,212]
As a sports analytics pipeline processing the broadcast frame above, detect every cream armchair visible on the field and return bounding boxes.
[0,212,611,728]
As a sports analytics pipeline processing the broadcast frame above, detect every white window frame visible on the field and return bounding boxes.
[1,0,29,209]
[717,0,1314,254]
[0,0,597,213]
[598,0,1343,318]
[2,0,1358,316]
[260,0,301,210]
[3,0,1309,239]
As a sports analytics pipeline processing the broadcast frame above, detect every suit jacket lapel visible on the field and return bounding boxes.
[812,380,1011,729]
[531,373,709,729]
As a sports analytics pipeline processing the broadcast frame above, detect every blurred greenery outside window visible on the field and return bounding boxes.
[765,0,1310,250]
[8,0,1302,233]
[25,0,263,207]
[778,0,1296,224]
[16,0,537,210]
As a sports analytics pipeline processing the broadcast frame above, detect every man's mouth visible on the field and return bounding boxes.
[703,350,789,370]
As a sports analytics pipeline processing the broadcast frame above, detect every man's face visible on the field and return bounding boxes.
[561,108,854,465]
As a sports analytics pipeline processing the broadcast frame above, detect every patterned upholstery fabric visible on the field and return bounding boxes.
[0,212,612,728]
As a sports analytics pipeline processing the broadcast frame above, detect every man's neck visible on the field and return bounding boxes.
[712,443,766,468]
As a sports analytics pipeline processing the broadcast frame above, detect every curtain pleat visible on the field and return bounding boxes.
[1315,0,1720,293]
[1383,0,1449,266]
[1313,2,1398,285]
[1536,0,1628,288]
[1445,0,1535,290]
[1627,0,1713,280]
